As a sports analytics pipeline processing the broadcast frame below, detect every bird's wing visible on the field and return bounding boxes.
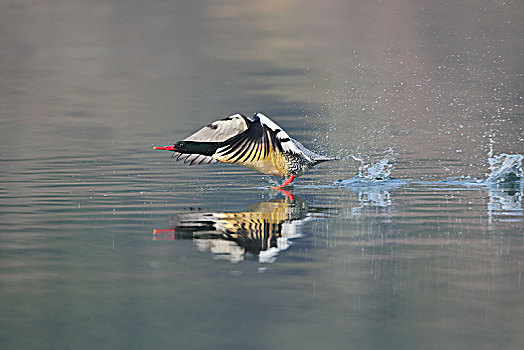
[184,114,249,142]
[214,113,308,164]
[171,152,217,165]
[253,113,304,155]
[171,114,249,165]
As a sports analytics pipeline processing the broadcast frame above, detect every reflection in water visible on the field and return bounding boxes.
[344,184,403,219]
[154,192,315,263]
[487,185,523,224]
[352,188,393,210]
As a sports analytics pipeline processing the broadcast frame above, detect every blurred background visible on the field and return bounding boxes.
[0,1,522,349]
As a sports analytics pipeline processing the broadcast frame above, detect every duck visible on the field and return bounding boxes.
[153,196,310,263]
[154,113,337,188]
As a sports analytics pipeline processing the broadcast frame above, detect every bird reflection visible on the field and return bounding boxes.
[153,190,312,263]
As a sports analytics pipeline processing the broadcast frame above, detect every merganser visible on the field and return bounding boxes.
[154,113,337,188]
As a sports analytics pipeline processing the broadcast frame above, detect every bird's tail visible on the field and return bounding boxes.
[292,139,339,164]
[313,155,340,164]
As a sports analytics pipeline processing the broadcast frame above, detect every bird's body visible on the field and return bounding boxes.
[154,113,337,187]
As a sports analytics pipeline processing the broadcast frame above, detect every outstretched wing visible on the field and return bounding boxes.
[171,151,218,166]
[214,113,308,164]
[171,114,250,165]
[185,114,249,142]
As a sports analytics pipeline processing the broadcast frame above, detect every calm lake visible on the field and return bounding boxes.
[0,1,523,349]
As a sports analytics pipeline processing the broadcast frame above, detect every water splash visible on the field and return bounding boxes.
[334,152,405,208]
[352,155,392,181]
[484,152,523,223]
[425,153,523,189]
[335,150,406,188]
[486,153,523,185]
[484,136,523,185]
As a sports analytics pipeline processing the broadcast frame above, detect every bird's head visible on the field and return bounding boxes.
[153,141,187,152]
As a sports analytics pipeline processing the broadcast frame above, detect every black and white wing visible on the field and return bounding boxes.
[214,113,308,164]
[172,114,249,165]
[184,114,249,142]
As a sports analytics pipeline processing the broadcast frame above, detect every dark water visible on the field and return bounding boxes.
[1,1,523,349]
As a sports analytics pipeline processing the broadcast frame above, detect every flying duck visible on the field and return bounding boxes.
[154,113,337,188]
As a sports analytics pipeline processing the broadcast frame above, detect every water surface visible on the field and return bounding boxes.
[0,1,523,349]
